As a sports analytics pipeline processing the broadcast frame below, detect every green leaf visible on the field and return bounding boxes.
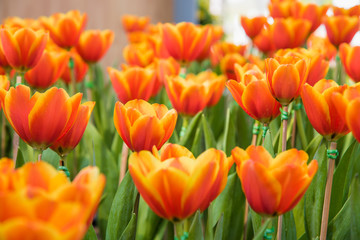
[202,114,217,149]
[18,139,33,162]
[251,209,262,234]
[263,128,275,157]
[305,134,323,161]
[214,214,224,240]
[188,211,203,240]
[179,112,202,149]
[83,225,97,240]
[191,125,204,157]
[327,197,351,240]
[120,213,137,240]
[15,148,25,168]
[304,143,327,239]
[281,211,296,240]
[223,108,236,156]
[253,218,271,240]
[342,141,360,203]
[136,198,163,240]
[106,172,137,240]
[233,105,252,149]
[41,148,60,168]
[350,175,360,239]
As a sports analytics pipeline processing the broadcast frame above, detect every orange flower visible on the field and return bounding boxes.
[108,66,155,103]
[227,64,281,123]
[332,5,360,17]
[40,10,87,49]
[291,2,329,33]
[0,75,10,91]
[276,48,329,86]
[232,145,318,216]
[268,1,293,18]
[0,27,48,72]
[240,16,268,39]
[121,15,150,33]
[114,100,177,152]
[253,28,276,54]
[75,29,114,63]
[301,79,350,141]
[61,50,88,84]
[197,25,223,60]
[339,43,360,83]
[51,102,95,157]
[0,41,11,70]
[346,98,360,142]
[220,53,247,80]
[210,42,247,66]
[323,16,360,47]
[123,42,155,67]
[0,159,105,240]
[265,56,308,105]
[165,72,224,116]
[3,17,42,30]
[25,50,69,89]
[129,144,230,220]
[162,22,210,62]
[0,85,82,150]
[307,34,337,61]
[270,18,312,49]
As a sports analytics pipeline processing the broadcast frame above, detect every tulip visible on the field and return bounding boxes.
[197,25,223,60]
[339,43,360,83]
[123,42,155,67]
[129,143,231,220]
[332,5,360,17]
[3,17,42,30]
[232,145,318,216]
[0,42,11,71]
[265,56,308,105]
[210,42,247,66]
[0,85,82,150]
[253,28,276,54]
[346,98,360,142]
[51,101,95,157]
[220,53,247,80]
[0,159,105,240]
[121,15,150,33]
[291,2,329,33]
[268,1,293,18]
[162,22,210,62]
[25,50,69,89]
[76,30,114,63]
[0,27,48,72]
[240,16,268,39]
[323,16,359,47]
[40,10,87,49]
[307,34,337,61]
[114,99,177,152]
[108,66,155,103]
[301,79,350,141]
[147,34,171,59]
[61,50,88,84]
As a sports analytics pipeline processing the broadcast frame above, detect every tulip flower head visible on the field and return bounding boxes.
[307,34,337,61]
[121,15,150,33]
[0,85,82,150]
[210,42,247,66]
[220,53,247,80]
[346,98,360,143]
[0,158,105,240]
[0,27,48,72]
[339,43,360,83]
[232,145,318,216]
[129,144,231,220]
[240,16,268,39]
[291,2,329,33]
[323,16,360,47]
[332,5,360,17]
[123,42,155,67]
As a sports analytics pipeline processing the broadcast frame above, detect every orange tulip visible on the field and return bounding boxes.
[268,1,293,18]
[307,34,337,61]
[323,16,359,47]
[51,101,95,157]
[114,100,177,152]
[197,25,223,60]
[147,34,171,59]
[301,79,350,141]
[162,22,210,62]
[265,56,308,105]
[25,50,69,89]
[61,50,88,84]
[0,75,10,91]
[240,16,268,39]
[129,143,230,220]
[0,42,11,71]
[123,42,155,67]
[333,5,360,17]
[270,18,312,49]
[346,98,360,143]
[220,53,247,80]
[276,48,329,86]
[339,43,360,83]
[75,29,114,63]
[253,28,276,54]
[40,10,87,49]
[291,2,329,33]
[3,17,42,30]
[210,42,247,66]
[108,66,155,103]
[0,27,48,72]
[0,159,105,240]
[232,145,318,216]
[0,85,82,150]
[121,15,150,33]
[165,72,224,116]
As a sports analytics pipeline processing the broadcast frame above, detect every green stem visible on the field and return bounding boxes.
[69,56,76,95]
[86,63,94,101]
[295,102,308,148]
[33,148,43,162]
[251,121,260,146]
[173,220,189,240]
[335,54,344,85]
[180,116,189,139]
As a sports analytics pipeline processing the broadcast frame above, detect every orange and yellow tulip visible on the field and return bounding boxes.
[232,145,318,216]
[253,28,276,54]
[266,56,308,105]
[346,98,360,143]
[129,143,231,220]
[291,2,329,33]
[301,79,350,141]
[0,42,11,71]
[162,22,210,62]
[121,15,150,33]
[114,99,177,152]
[332,5,360,17]
[197,25,223,60]
[323,16,359,47]
[0,27,48,72]
[0,85,82,150]
[339,43,360,83]
[76,29,114,63]
[220,53,247,80]
[210,42,247,66]
[0,158,105,240]
[240,16,268,39]
[108,66,155,103]
[3,17,42,30]
[40,10,87,49]
[0,75,9,91]
[25,50,69,89]
[51,101,95,157]
[307,34,337,61]
[61,50,88,84]
[268,1,293,18]
[123,42,155,67]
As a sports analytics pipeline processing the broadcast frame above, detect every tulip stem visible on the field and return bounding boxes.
[251,121,259,146]
[33,149,43,162]
[320,141,338,240]
[180,116,189,139]
[295,101,308,148]
[262,124,269,146]
[12,74,23,162]
[174,220,188,240]
[119,144,129,185]
[277,215,283,240]
[335,54,345,85]
[291,110,297,148]
[86,63,94,101]
[243,200,249,240]
[1,111,6,157]
[69,56,76,95]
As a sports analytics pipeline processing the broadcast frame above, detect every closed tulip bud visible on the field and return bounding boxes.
[121,15,150,33]
[268,1,293,18]
[291,2,329,33]
[210,42,247,66]
[240,16,268,39]
[323,16,359,47]
[3,17,42,30]
[232,145,318,216]
[220,53,247,80]
[339,43,360,83]
[114,99,177,152]
[129,144,231,220]
[123,42,155,67]
[253,28,276,54]
[346,98,360,143]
